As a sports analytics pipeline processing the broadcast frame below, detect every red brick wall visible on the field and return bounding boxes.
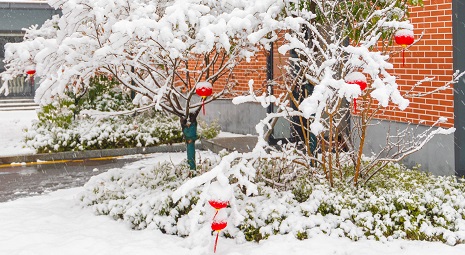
[376,0,454,128]
[221,1,454,128]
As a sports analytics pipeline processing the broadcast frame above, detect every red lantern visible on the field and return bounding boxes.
[209,200,228,210]
[394,29,414,66]
[26,70,36,75]
[345,72,367,114]
[26,70,36,85]
[211,221,227,231]
[209,200,228,220]
[211,221,227,253]
[195,82,213,115]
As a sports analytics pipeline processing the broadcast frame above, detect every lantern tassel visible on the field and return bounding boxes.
[214,231,220,253]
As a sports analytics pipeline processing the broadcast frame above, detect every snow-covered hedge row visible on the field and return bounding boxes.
[80,156,465,245]
[24,113,183,153]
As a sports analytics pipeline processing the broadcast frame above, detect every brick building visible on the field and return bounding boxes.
[204,0,464,176]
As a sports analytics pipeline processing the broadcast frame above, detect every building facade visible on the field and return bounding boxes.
[203,0,464,176]
[0,1,59,97]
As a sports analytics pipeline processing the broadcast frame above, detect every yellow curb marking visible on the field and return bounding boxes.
[0,156,120,169]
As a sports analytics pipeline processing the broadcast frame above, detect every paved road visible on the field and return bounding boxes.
[0,157,141,202]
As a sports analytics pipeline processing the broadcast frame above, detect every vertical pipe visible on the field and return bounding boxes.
[266,42,275,143]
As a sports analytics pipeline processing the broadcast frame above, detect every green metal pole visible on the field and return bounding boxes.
[182,121,198,171]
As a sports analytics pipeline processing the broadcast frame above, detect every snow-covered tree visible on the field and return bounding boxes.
[0,0,282,170]
[247,0,461,187]
[174,0,462,206]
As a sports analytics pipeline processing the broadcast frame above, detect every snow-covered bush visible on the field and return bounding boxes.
[23,74,190,152]
[81,159,202,233]
[24,111,183,153]
[80,156,465,245]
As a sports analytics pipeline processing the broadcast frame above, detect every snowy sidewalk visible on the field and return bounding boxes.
[0,110,37,156]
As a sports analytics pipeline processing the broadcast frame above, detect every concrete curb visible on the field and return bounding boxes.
[0,142,205,164]
[200,136,257,154]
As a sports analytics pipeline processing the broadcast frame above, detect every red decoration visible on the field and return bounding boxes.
[211,221,227,231]
[209,200,228,220]
[195,82,213,115]
[346,72,368,114]
[208,198,229,253]
[208,200,228,210]
[26,70,36,85]
[394,29,414,66]
[211,221,227,253]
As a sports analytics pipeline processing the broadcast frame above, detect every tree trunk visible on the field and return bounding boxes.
[181,115,198,171]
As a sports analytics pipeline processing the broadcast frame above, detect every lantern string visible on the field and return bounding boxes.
[213,209,219,221]
[402,47,405,67]
[214,231,220,253]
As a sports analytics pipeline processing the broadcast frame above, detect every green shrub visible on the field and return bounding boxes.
[80,159,465,245]
[198,119,221,140]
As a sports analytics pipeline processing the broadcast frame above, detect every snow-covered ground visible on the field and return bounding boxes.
[0,110,37,156]
[1,185,465,254]
[1,110,465,254]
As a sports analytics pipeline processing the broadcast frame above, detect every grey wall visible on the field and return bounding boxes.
[361,119,455,176]
[200,99,291,138]
[0,2,59,32]
[206,99,456,176]
[200,99,266,135]
[0,2,59,72]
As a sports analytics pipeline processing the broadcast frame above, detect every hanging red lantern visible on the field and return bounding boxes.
[394,29,414,66]
[208,200,228,210]
[211,220,227,253]
[26,70,36,75]
[26,70,36,85]
[345,72,367,114]
[209,200,229,220]
[195,81,213,115]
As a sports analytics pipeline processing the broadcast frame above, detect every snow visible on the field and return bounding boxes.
[217,131,252,138]
[0,110,37,156]
[0,187,464,254]
[345,72,367,83]
[0,0,462,252]
[196,81,213,89]
[395,29,414,37]
[0,111,464,254]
